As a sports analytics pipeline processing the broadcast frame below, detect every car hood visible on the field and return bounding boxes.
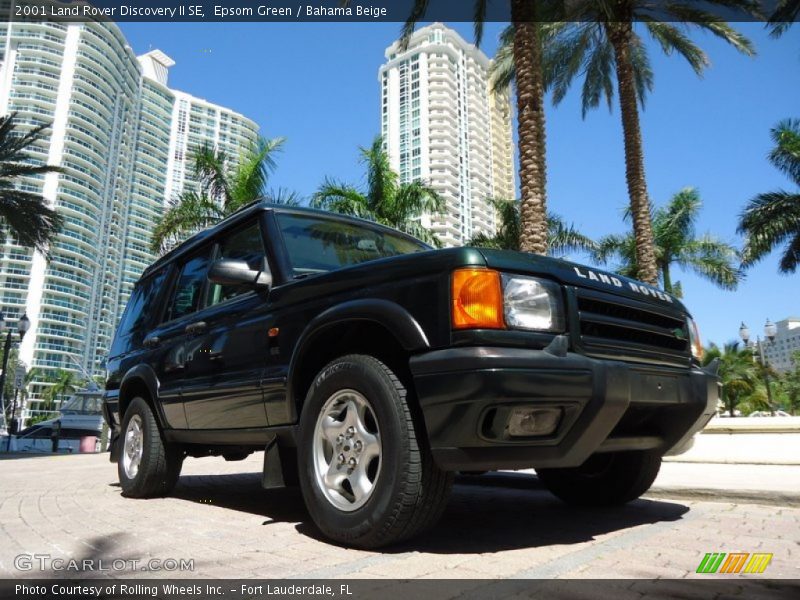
[475,248,690,316]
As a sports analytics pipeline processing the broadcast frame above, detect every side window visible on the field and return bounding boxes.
[166,248,212,322]
[110,268,167,355]
[206,222,267,308]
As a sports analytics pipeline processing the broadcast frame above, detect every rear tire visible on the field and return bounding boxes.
[298,354,452,548]
[536,450,661,506]
[118,397,183,498]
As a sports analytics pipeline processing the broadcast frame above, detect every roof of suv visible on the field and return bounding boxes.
[139,200,428,281]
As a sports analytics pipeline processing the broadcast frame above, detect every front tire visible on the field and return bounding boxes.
[536,450,661,506]
[118,397,183,498]
[298,354,452,548]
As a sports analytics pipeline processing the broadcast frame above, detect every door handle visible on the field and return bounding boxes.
[185,321,207,335]
[143,336,160,349]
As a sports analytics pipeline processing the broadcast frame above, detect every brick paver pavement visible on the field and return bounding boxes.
[0,453,797,579]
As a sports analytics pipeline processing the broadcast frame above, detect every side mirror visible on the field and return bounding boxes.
[208,259,271,290]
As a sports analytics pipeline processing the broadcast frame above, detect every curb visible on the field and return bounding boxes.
[664,457,800,466]
[645,486,800,508]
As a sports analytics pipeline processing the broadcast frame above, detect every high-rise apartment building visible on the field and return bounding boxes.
[0,19,258,404]
[380,23,514,247]
[762,317,800,373]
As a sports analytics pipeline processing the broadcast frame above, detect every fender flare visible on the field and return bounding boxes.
[119,364,166,428]
[286,298,430,411]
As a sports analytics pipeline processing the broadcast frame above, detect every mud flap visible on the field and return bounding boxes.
[262,435,286,489]
[109,429,120,463]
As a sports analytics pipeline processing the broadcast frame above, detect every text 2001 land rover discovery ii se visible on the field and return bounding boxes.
[104,202,719,548]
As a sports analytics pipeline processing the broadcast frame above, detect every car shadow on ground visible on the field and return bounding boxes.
[171,470,689,553]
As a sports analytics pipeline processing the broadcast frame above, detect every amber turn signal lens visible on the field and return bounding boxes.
[451,268,505,329]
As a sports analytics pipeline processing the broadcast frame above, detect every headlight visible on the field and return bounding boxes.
[688,318,704,360]
[502,274,565,332]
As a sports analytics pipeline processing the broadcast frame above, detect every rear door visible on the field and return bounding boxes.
[181,219,272,429]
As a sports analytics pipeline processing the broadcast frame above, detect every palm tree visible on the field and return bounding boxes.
[401,1,563,255]
[544,2,755,284]
[703,342,758,417]
[593,188,742,297]
[0,113,64,256]
[312,136,443,246]
[19,367,40,407]
[738,118,800,273]
[43,369,80,411]
[150,137,293,254]
[468,197,595,257]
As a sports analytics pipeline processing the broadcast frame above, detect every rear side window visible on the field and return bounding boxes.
[165,249,212,322]
[110,268,168,355]
[206,222,266,307]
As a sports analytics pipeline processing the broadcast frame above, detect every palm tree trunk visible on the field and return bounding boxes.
[608,23,659,285]
[511,0,548,255]
[661,263,672,294]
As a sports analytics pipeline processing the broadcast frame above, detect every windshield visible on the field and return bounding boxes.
[276,213,430,277]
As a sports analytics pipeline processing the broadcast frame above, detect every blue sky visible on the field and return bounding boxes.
[119,21,800,347]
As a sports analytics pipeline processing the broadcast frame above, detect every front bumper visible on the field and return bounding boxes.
[410,347,719,471]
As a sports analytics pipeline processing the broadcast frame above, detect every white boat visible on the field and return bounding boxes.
[6,390,105,453]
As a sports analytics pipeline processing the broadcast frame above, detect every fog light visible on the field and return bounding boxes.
[507,407,562,437]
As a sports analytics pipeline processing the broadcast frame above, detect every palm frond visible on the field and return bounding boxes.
[361,136,398,216]
[547,23,595,107]
[657,4,756,57]
[192,142,231,202]
[473,0,488,47]
[768,118,800,186]
[591,233,637,272]
[228,136,285,211]
[0,113,52,164]
[149,191,223,255]
[580,33,615,116]
[644,21,709,75]
[629,32,654,106]
[0,188,63,257]
[489,26,515,94]
[468,232,503,249]
[738,191,800,269]
[392,180,443,223]
[768,0,800,37]
[548,213,597,256]
[311,178,370,218]
[653,187,700,254]
[263,187,303,206]
[0,114,64,256]
[400,0,429,50]
[678,234,743,290]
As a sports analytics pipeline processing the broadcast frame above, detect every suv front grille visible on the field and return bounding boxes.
[573,289,691,366]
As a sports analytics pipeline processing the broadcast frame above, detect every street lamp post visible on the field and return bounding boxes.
[0,311,30,438]
[739,319,778,416]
